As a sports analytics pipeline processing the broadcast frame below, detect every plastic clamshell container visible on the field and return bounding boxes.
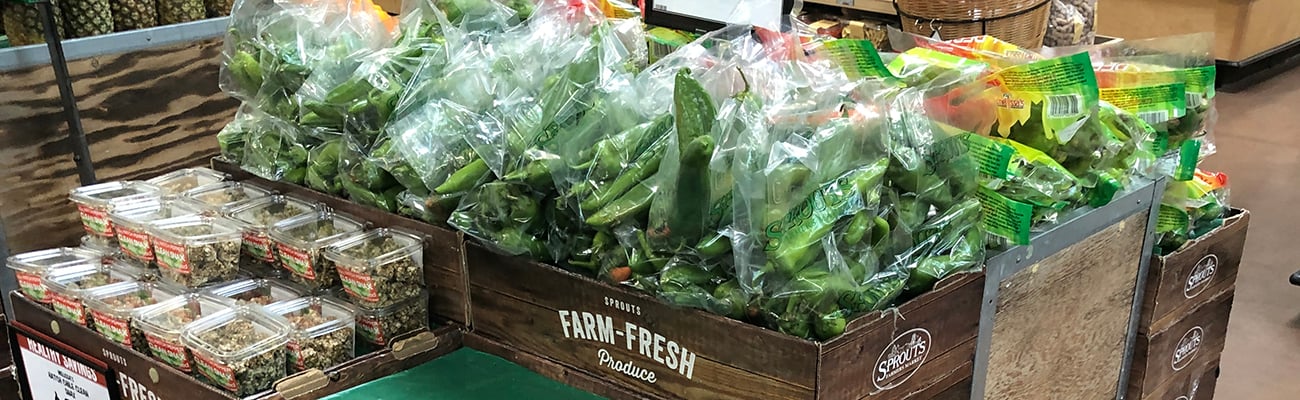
[148,215,243,288]
[268,211,365,290]
[69,181,163,239]
[134,293,235,373]
[109,198,204,264]
[84,281,184,350]
[265,296,356,372]
[44,261,148,325]
[147,167,228,195]
[354,289,429,346]
[183,306,292,396]
[323,228,425,308]
[181,181,273,215]
[6,247,106,304]
[80,235,119,254]
[225,195,318,264]
[205,278,306,306]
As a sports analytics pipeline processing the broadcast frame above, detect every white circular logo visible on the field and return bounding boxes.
[873,328,932,390]
[1184,254,1218,299]
[1172,326,1204,371]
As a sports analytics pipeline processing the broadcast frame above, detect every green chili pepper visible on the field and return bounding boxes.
[667,135,716,247]
[767,160,889,275]
[713,279,748,319]
[579,134,668,213]
[437,158,491,194]
[586,180,655,229]
[695,232,731,259]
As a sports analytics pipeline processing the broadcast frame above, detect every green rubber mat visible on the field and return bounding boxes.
[324,348,606,399]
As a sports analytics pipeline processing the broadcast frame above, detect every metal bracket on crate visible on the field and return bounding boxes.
[35,0,97,186]
[969,179,1166,400]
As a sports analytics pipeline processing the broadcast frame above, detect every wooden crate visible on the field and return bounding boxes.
[977,182,1160,399]
[1140,209,1249,333]
[211,159,470,327]
[466,240,985,400]
[0,22,235,254]
[1140,357,1220,400]
[9,293,462,400]
[1127,288,1234,400]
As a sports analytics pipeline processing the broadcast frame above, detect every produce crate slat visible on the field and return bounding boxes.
[1127,288,1233,399]
[1137,357,1219,400]
[1141,210,1249,333]
[9,293,463,399]
[467,238,985,399]
[211,159,471,328]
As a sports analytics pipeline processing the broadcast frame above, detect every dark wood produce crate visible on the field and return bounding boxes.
[9,293,461,400]
[466,240,986,400]
[1127,288,1234,400]
[1138,357,1219,400]
[1140,209,1249,333]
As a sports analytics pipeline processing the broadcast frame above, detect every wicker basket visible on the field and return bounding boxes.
[894,0,1051,49]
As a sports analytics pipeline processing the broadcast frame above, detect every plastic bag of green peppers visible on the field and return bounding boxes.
[1156,170,1229,255]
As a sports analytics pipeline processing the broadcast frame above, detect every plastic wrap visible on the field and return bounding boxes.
[1044,0,1097,47]
[1047,33,1218,182]
[449,0,642,261]
[1157,170,1229,255]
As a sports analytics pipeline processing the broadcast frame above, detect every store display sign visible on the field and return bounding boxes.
[16,333,112,400]
[645,0,788,33]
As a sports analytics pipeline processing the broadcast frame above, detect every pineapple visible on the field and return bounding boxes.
[111,0,158,32]
[204,0,231,17]
[157,0,204,24]
[60,0,113,38]
[2,1,67,46]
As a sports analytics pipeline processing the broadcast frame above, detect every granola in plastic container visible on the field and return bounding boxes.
[206,278,306,306]
[183,306,291,396]
[225,195,317,269]
[69,181,163,241]
[354,289,428,346]
[323,228,424,308]
[84,281,184,351]
[44,260,148,325]
[80,235,119,254]
[265,296,356,372]
[6,247,106,304]
[147,168,228,195]
[134,293,235,373]
[181,181,273,214]
[110,198,205,264]
[149,215,243,288]
[268,211,365,290]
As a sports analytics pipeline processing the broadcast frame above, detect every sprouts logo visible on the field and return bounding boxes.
[1184,254,1218,299]
[997,94,1025,110]
[873,328,931,390]
[1172,326,1204,371]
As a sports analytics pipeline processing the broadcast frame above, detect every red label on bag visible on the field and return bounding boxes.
[242,231,274,262]
[90,311,131,346]
[16,271,49,303]
[194,351,237,392]
[78,204,114,237]
[277,245,315,280]
[145,333,191,372]
[154,239,190,274]
[286,340,305,371]
[116,226,154,262]
[338,266,379,303]
[52,293,87,325]
[357,316,384,345]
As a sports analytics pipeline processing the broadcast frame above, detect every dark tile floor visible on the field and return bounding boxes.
[1200,67,1300,399]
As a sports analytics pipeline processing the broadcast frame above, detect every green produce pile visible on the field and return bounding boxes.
[216,1,1224,340]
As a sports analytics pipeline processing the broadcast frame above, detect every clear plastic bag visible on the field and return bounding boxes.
[1156,170,1229,255]
[1044,0,1097,47]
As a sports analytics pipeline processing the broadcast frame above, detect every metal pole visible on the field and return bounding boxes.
[38,0,97,186]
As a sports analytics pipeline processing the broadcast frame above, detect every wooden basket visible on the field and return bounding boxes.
[895,0,1051,48]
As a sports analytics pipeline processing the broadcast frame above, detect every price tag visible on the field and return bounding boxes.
[16,333,112,400]
[646,0,785,32]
